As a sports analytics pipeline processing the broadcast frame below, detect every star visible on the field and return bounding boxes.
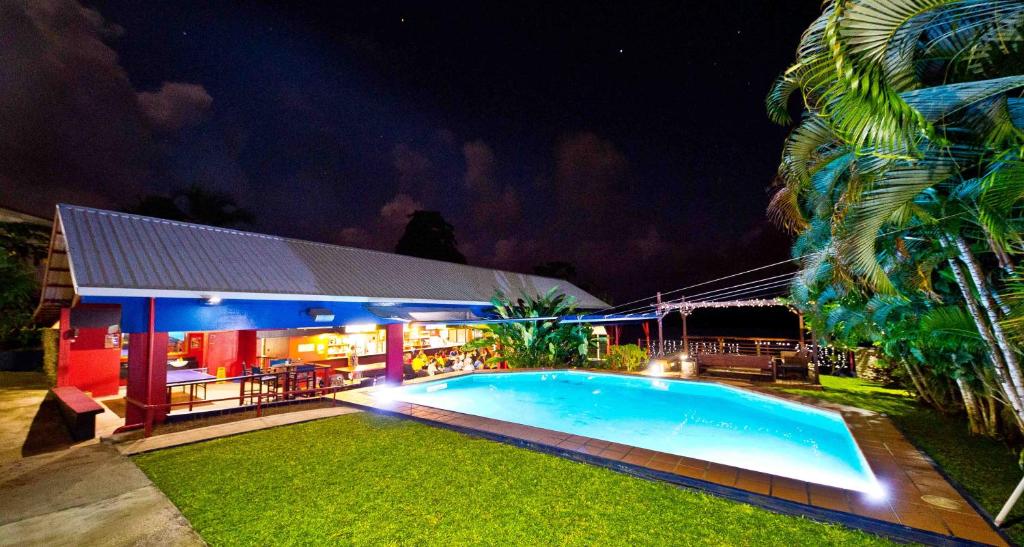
[618,48,624,54]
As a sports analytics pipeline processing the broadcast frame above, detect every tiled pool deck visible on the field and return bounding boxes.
[338,370,1008,546]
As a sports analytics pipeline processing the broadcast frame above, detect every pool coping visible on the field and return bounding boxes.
[337,369,1009,546]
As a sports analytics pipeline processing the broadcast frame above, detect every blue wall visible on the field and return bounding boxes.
[81,296,486,333]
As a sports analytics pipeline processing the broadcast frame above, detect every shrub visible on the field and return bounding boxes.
[605,344,648,372]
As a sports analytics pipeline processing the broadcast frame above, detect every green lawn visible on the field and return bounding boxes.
[782,375,1024,543]
[135,412,892,546]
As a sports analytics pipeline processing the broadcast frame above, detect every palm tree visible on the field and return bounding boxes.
[768,0,1024,436]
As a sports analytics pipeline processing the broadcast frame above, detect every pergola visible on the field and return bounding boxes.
[651,295,808,358]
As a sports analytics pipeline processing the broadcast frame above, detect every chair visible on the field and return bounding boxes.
[291,364,318,397]
[247,365,280,403]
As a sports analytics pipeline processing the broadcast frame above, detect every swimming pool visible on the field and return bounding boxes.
[376,371,881,495]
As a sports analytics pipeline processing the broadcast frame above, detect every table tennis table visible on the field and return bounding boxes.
[166,368,216,411]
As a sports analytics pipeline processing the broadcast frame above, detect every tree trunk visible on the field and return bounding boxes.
[902,359,935,406]
[986,394,1000,436]
[955,236,1024,408]
[988,235,1015,274]
[941,238,1024,423]
[957,376,983,435]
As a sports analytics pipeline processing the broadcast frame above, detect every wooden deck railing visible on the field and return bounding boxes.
[636,336,851,370]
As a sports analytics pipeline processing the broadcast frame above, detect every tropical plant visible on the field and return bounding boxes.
[0,221,47,349]
[0,251,40,349]
[604,344,649,372]
[768,0,1024,438]
[464,288,593,368]
[0,221,50,263]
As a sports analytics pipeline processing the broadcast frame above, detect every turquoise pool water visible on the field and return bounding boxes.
[377,371,881,495]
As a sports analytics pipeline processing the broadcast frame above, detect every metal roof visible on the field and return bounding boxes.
[51,204,608,310]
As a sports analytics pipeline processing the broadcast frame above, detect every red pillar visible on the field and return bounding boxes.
[126,331,169,426]
[384,323,404,384]
[237,330,258,374]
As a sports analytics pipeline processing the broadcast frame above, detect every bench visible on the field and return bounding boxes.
[50,387,105,441]
[777,352,811,379]
[696,353,776,381]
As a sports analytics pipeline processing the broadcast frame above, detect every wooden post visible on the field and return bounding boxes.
[809,327,820,384]
[656,292,664,356]
[680,298,689,357]
[797,311,806,352]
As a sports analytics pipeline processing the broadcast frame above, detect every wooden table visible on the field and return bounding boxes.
[333,363,386,382]
[268,362,331,398]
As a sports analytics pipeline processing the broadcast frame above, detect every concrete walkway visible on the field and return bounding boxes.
[0,373,203,546]
[116,405,361,455]
[0,443,204,547]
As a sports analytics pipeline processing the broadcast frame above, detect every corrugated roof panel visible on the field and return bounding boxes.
[57,204,609,309]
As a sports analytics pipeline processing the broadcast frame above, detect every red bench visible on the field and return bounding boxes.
[50,387,105,441]
[696,353,776,381]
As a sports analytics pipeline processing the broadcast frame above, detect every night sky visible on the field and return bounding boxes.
[0,1,822,311]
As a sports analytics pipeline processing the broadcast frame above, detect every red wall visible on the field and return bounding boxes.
[57,307,121,397]
[182,330,256,377]
[238,330,257,372]
[185,332,205,363]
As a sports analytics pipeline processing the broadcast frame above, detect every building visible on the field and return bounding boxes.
[34,204,606,432]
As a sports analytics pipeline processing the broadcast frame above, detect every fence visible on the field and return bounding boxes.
[638,336,853,372]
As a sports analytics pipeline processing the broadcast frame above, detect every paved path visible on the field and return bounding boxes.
[0,443,204,547]
[0,373,202,546]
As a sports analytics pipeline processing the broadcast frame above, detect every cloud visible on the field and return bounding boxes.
[379,193,423,227]
[137,82,213,132]
[554,132,629,217]
[461,140,520,229]
[335,192,425,252]
[463,140,496,192]
[338,226,372,247]
[631,225,668,260]
[492,237,542,268]
[0,0,212,212]
[392,143,435,195]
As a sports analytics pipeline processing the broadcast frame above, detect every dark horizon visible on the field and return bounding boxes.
[0,1,820,307]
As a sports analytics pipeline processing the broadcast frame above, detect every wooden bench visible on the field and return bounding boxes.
[696,353,776,381]
[50,387,105,441]
[778,352,811,379]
